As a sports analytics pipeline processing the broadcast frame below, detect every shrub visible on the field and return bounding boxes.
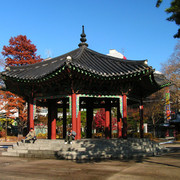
[0,129,6,137]
[127,131,134,138]
[56,133,63,139]
[129,132,152,139]
[36,133,47,139]
[93,132,103,138]
[81,131,85,138]
[176,134,180,141]
[133,132,140,138]
[112,133,118,138]
[144,133,153,140]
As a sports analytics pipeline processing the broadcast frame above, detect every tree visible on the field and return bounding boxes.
[161,40,180,113]
[111,107,117,131]
[2,35,42,66]
[0,56,5,87]
[0,56,5,68]
[93,108,117,134]
[156,0,180,38]
[1,35,43,134]
[127,107,140,133]
[94,109,105,132]
[144,89,165,137]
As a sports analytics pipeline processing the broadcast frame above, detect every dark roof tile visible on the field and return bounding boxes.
[1,46,150,80]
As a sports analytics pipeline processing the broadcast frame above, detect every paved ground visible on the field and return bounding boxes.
[0,143,180,180]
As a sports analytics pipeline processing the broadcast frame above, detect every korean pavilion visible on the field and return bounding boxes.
[1,26,170,140]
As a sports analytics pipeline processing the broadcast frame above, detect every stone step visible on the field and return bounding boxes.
[7,149,28,154]
[15,146,163,153]
[19,153,56,159]
[1,138,168,160]
[1,151,19,156]
[57,150,159,160]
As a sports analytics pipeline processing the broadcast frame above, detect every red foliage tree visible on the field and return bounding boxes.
[94,108,117,133]
[2,35,42,66]
[0,91,24,119]
[1,35,42,130]
[112,117,117,131]
[94,109,105,130]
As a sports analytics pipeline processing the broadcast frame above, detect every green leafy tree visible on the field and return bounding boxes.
[156,0,180,38]
[81,111,86,129]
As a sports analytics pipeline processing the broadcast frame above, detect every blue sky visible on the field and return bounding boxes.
[0,0,178,71]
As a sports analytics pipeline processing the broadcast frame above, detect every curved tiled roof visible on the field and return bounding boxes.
[1,46,151,81]
[153,72,171,88]
[0,26,171,100]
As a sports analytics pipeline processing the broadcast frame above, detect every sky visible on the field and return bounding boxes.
[0,0,178,72]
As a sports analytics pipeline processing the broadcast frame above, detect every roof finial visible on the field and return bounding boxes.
[78,25,88,47]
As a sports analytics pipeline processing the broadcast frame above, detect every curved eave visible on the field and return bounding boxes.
[1,61,154,84]
[153,73,171,89]
[67,63,153,81]
[1,64,66,83]
[0,46,154,83]
[2,64,153,83]
[0,47,81,82]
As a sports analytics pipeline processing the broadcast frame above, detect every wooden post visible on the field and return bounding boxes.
[122,94,127,139]
[48,99,57,139]
[86,99,93,138]
[140,99,144,138]
[48,101,51,139]
[63,98,67,139]
[71,93,76,136]
[28,98,34,131]
[105,99,111,139]
[51,104,57,139]
[117,99,122,138]
[76,111,81,140]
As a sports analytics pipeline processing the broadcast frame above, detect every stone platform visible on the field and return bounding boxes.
[1,138,169,160]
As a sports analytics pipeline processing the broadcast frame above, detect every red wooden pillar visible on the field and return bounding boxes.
[117,119,122,138]
[117,99,122,138]
[28,99,34,131]
[122,94,127,139]
[166,129,169,137]
[63,98,67,139]
[48,99,57,139]
[71,93,77,137]
[140,99,144,138]
[51,105,57,140]
[105,100,111,139]
[76,111,81,140]
[86,99,93,138]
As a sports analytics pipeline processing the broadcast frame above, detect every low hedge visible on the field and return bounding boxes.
[176,134,180,141]
[36,133,47,139]
[128,132,153,139]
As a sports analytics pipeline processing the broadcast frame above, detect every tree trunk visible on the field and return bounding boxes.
[152,114,156,138]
